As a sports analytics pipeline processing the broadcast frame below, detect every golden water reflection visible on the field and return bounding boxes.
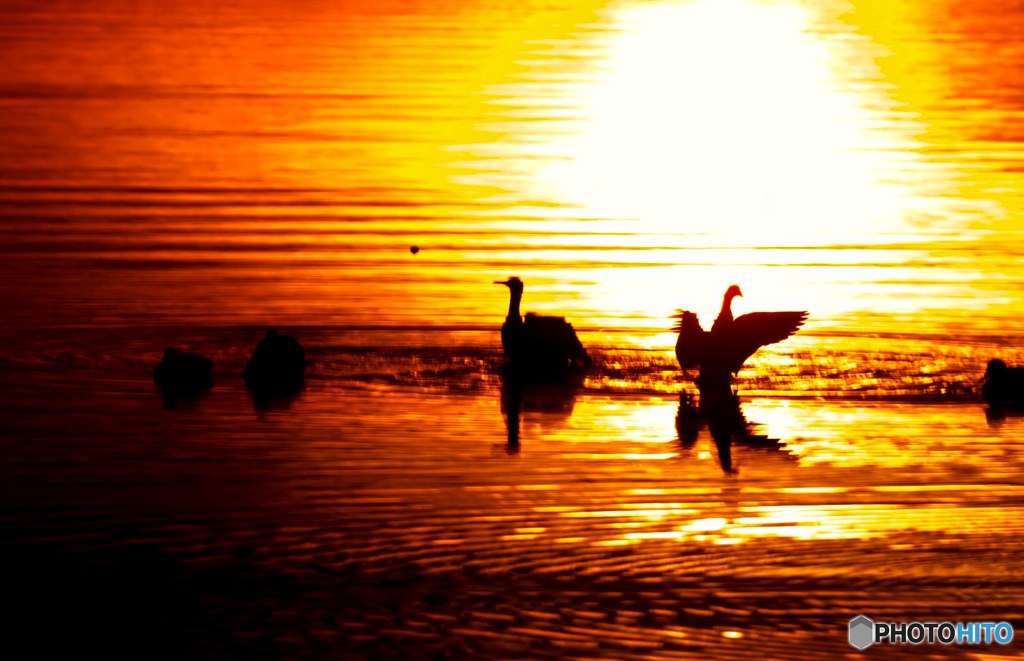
[446,0,1024,344]
[617,500,1024,546]
[6,375,1024,657]
[4,1,1024,656]
[458,0,968,239]
[505,393,1024,549]
[3,0,1023,351]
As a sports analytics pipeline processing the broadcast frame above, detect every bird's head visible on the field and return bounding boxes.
[495,276,524,294]
[985,359,1008,380]
[724,285,743,300]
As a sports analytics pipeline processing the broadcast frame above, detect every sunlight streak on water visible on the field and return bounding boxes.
[4,363,1024,657]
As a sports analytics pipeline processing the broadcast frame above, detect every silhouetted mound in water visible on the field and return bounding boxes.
[981,359,1024,406]
[244,330,306,401]
[153,348,213,398]
[673,285,807,389]
[495,276,590,374]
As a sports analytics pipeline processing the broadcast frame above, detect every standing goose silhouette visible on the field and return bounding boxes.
[673,285,807,391]
[495,277,590,373]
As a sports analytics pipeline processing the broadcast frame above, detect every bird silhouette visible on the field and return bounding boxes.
[495,277,590,373]
[244,330,307,403]
[981,359,1024,406]
[153,347,213,407]
[673,285,807,390]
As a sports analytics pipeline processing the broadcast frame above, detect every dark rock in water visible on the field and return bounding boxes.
[153,348,213,399]
[244,330,307,401]
[981,359,1024,405]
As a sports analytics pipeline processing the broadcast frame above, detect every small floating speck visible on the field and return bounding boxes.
[410,245,419,254]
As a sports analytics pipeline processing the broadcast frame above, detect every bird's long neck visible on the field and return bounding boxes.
[718,293,737,323]
[506,289,523,324]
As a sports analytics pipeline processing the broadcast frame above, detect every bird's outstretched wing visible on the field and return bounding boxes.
[723,311,808,373]
[524,313,590,363]
[672,310,706,369]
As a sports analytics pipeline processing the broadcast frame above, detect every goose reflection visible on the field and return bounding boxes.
[983,407,1024,426]
[676,383,794,474]
[500,373,581,452]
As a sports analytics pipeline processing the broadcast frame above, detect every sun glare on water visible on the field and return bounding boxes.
[457,0,965,246]
[444,0,1008,338]
[540,0,903,242]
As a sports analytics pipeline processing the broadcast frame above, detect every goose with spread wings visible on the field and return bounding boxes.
[673,285,807,385]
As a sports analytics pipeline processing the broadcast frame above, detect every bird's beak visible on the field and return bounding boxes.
[737,289,744,297]
[494,280,508,286]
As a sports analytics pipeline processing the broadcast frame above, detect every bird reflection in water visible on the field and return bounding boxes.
[500,373,581,453]
[984,406,1024,426]
[676,382,795,474]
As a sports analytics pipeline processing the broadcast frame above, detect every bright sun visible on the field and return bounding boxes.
[458,0,956,246]
[443,0,998,339]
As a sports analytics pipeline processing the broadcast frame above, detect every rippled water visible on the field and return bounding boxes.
[2,0,1024,658]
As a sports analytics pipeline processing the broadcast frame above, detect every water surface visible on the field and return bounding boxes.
[2,0,1024,658]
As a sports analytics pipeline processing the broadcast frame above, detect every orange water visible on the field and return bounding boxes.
[2,0,1023,658]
